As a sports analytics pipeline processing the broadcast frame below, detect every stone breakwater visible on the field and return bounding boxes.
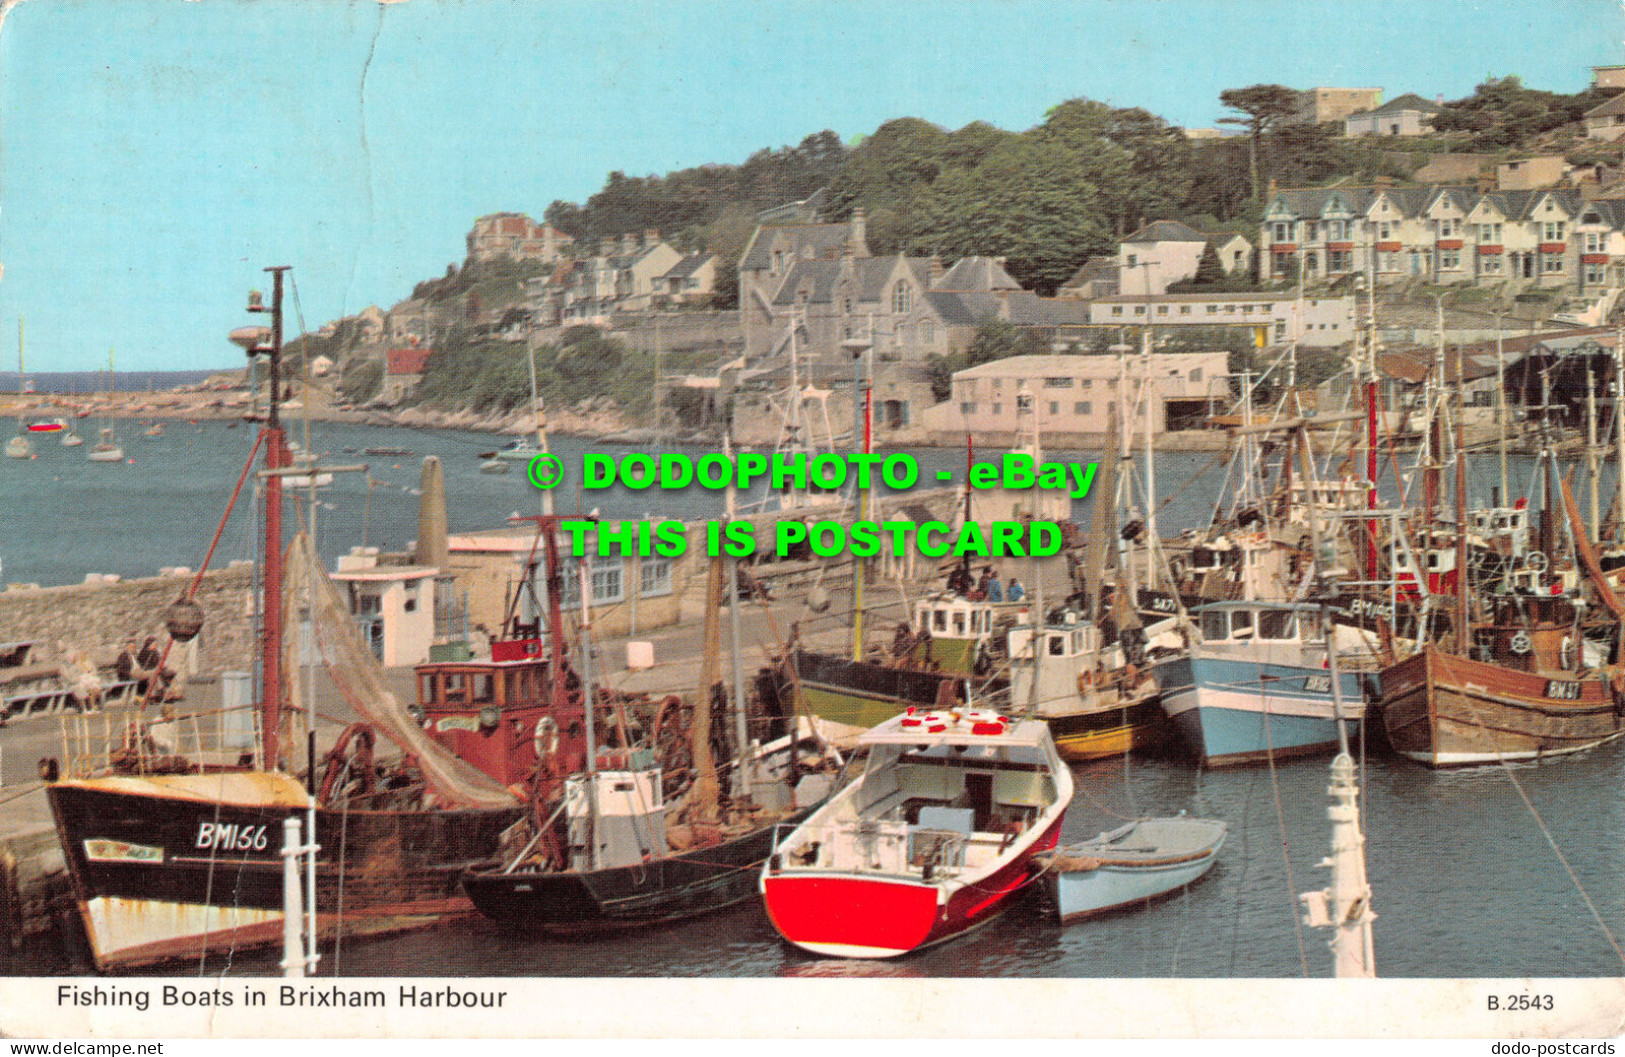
[0,566,256,674]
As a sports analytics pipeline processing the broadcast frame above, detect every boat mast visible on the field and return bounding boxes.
[243,267,291,771]
[1141,327,1157,592]
[1616,320,1625,545]
[1497,309,1510,507]
[725,430,751,800]
[1297,430,1376,978]
[524,329,553,517]
[1454,354,1469,656]
[1587,363,1601,541]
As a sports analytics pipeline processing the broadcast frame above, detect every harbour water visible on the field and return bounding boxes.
[4,420,1623,978]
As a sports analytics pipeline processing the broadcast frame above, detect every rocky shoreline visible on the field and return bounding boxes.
[2,390,1238,450]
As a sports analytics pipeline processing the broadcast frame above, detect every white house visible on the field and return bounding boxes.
[332,556,441,667]
[1343,93,1441,137]
[1117,221,1252,295]
[1086,292,1356,348]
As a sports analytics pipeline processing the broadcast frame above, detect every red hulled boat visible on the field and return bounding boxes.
[759,708,1071,958]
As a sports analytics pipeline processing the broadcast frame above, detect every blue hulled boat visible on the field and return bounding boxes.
[1151,602,1372,767]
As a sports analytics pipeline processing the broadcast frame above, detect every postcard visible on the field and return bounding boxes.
[0,0,1622,1044]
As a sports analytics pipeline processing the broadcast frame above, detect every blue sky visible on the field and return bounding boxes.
[0,0,1620,372]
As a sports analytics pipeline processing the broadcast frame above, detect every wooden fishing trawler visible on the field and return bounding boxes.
[1379,473,1625,767]
[461,553,840,933]
[47,271,524,971]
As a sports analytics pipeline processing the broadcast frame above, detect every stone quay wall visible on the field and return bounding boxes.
[0,566,257,673]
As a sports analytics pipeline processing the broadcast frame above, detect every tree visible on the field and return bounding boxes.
[1218,84,1302,200]
[914,132,1120,291]
[1192,242,1225,285]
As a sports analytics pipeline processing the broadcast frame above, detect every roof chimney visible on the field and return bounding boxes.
[928,255,944,287]
[619,232,636,255]
[598,237,614,258]
[849,208,868,256]
[644,228,660,246]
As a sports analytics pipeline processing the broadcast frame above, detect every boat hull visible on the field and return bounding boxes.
[1153,654,1367,766]
[759,816,1061,958]
[1379,646,1625,767]
[1047,821,1225,924]
[462,806,817,933]
[1044,698,1171,762]
[792,650,960,730]
[48,777,520,970]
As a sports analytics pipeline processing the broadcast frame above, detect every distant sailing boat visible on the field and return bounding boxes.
[6,319,34,459]
[87,348,123,463]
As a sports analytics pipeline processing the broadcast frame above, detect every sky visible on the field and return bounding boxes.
[0,0,1621,373]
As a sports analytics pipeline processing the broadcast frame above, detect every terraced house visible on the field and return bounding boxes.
[1259,186,1620,293]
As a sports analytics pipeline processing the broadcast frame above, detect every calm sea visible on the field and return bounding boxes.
[5,420,1623,977]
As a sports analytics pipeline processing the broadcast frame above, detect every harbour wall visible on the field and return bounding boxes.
[0,565,257,673]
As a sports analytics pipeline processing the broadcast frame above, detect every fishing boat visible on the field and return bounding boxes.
[1007,608,1174,761]
[86,351,123,463]
[1041,815,1226,923]
[1151,601,1368,766]
[27,417,67,434]
[759,707,1071,958]
[6,320,33,460]
[60,424,83,447]
[47,270,525,971]
[461,547,841,933]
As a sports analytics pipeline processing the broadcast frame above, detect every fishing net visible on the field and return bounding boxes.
[282,532,520,809]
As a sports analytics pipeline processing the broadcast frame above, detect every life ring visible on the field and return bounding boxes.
[1525,551,1548,573]
[533,716,560,759]
[1509,630,1532,655]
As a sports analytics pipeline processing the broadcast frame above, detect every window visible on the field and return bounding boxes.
[1585,232,1604,253]
[1126,253,1138,267]
[923,321,935,344]
[1544,253,1564,273]
[991,403,1002,416]
[1179,304,1192,315]
[1259,611,1297,639]
[1200,610,1228,640]
[1189,368,1203,383]
[1206,304,1219,315]
[891,280,912,314]
[1304,221,1318,241]
[553,559,625,607]
[1586,262,1607,284]
[1110,305,1124,317]
[1272,222,1291,241]
[1275,321,1288,340]
[1157,305,1169,315]
[1379,251,1399,271]
[1379,222,1394,239]
[961,401,977,415]
[991,377,1003,391]
[1043,377,1073,388]
[1480,254,1502,274]
[1241,304,1253,314]
[1543,221,1566,241]
[1075,401,1092,415]
[1328,250,1352,272]
[1438,218,1457,237]
[1079,378,1092,389]
[1477,222,1502,242]
[1133,306,1146,316]
[1048,401,1059,415]
[641,557,672,597]
[1224,304,1237,314]
[1326,220,1348,239]
[1440,251,1461,271]
[1230,610,1254,637]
